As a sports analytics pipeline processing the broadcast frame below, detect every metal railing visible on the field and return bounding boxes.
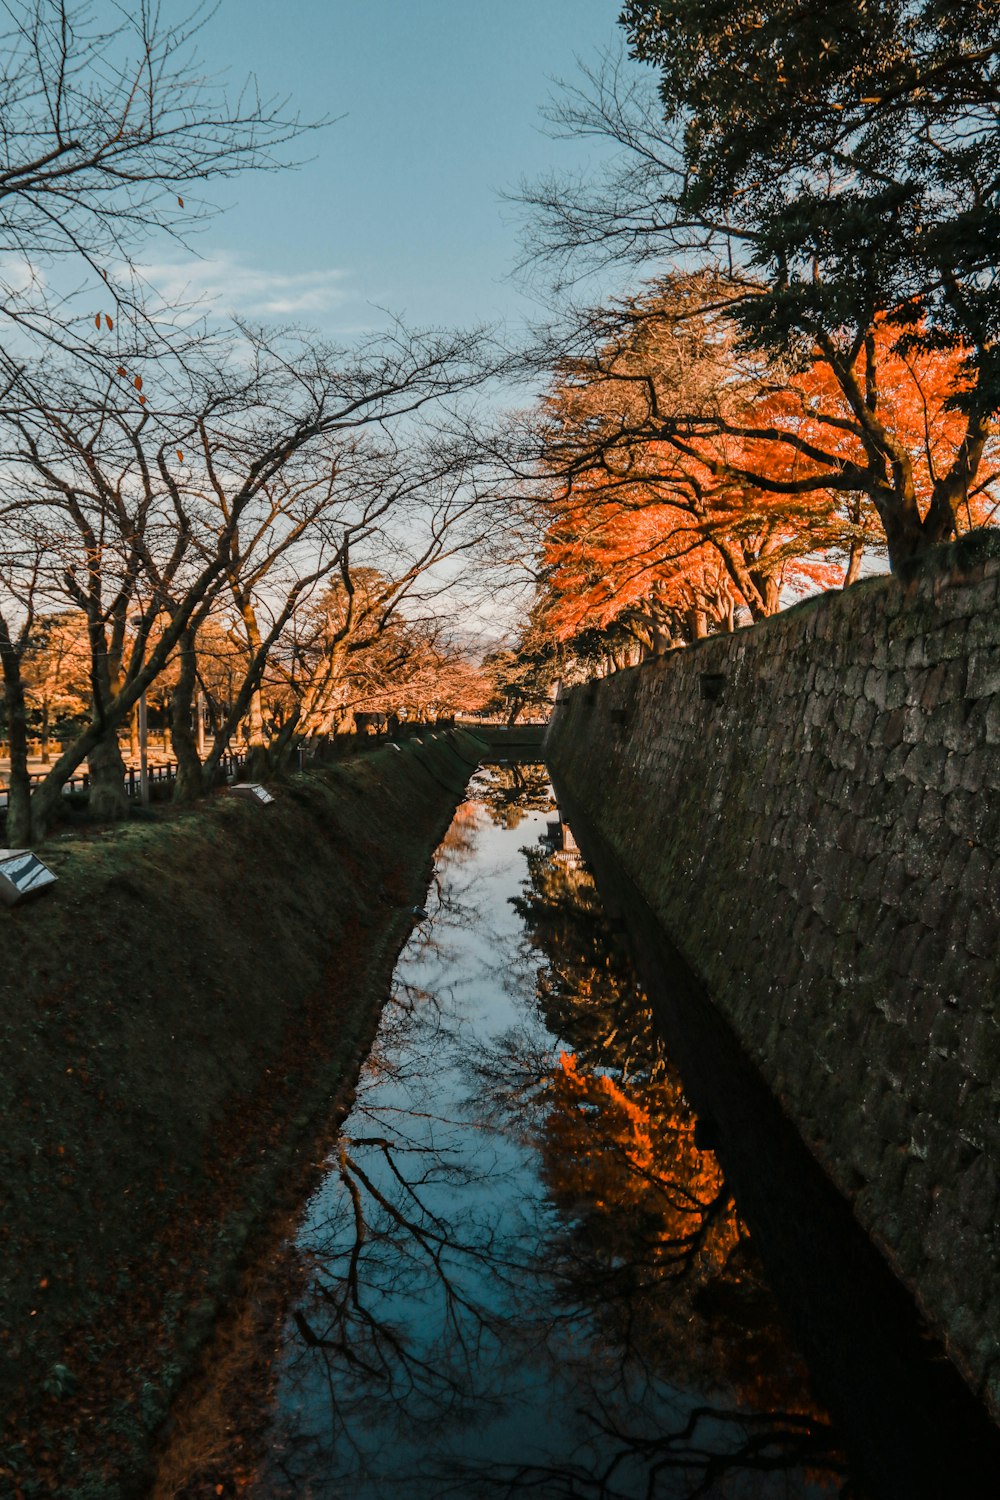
[0,750,249,811]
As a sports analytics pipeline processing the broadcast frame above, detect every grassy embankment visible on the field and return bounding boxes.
[0,731,484,1499]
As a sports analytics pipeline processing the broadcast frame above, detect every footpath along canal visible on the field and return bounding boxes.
[155,763,1000,1500]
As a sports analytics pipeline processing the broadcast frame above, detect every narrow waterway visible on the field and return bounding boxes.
[251,766,846,1498]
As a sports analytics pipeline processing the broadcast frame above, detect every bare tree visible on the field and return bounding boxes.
[0,0,320,366]
[0,320,495,841]
[188,420,489,783]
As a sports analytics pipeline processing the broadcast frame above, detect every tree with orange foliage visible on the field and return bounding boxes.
[522,42,1000,573]
[20,611,90,762]
[533,275,999,650]
[533,275,866,647]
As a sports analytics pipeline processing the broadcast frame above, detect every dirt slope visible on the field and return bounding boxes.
[0,732,482,1499]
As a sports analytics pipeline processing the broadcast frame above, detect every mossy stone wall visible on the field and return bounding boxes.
[545,535,1000,1418]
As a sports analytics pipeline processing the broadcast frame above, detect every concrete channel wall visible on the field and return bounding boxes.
[544,532,1000,1418]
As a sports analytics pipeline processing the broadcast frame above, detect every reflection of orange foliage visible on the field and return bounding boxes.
[519,843,835,1452]
[439,800,479,856]
[548,1050,736,1273]
[541,1048,829,1432]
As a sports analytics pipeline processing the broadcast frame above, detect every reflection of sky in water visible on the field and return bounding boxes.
[255,769,841,1499]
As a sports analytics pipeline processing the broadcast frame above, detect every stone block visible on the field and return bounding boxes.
[949,750,988,797]
[884,740,911,782]
[967,609,1000,651]
[937,700,979,753]
[958,1086,1000,1158]
[926,617,971,663]
[833,694,856,732]
[849,697,877,741]
[967,652,1000,699]
[876,1140,911,1195]
[923,1053,972,1121]
[915,878,958,934]
[910,924,951,985]
[885,668,910,709]
[959,1013,1000,1085]
[905,635,933,670]
[899,1157,934,1234]
[983,695,1000,745]
[960,843,993,900]
[943,789,975,839]
[863,667,889,708]
[966,903,998,961]
[941,576,999,617]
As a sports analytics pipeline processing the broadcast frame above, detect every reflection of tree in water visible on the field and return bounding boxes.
[256,786,849,1500]
[262,986,520,1497]
[507,847,749,1361]
[260,793,530,1497]
[474,762,553,829]
[473,844,850,1497]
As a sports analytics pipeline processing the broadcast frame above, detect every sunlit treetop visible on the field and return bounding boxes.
[621,0,1000,199]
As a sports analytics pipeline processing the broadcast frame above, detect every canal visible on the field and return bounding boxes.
[159,762,1000,1498]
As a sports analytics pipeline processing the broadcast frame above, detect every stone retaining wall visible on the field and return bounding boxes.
[544,532,1000,1417]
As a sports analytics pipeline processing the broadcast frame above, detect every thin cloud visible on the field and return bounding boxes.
[137,251,352,319]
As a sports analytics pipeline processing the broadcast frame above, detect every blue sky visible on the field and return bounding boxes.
[147,0,642,337]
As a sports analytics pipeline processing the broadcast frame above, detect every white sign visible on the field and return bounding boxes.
[230,783,276,805]
[0,850,57,906]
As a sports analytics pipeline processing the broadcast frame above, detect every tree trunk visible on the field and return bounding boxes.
[686,608,708,640]
[269,705,302,771]
[245,694,271,781]
[240,596,270,781]
[169,629,203,801]
[86,730,129,822]
[716,539,770,621]
[876,483,938,572]
[2,660,32,848]
[196,690,206,758]
[843,541,865,587]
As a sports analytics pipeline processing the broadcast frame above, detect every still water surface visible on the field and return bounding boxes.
[254,766,845,1498]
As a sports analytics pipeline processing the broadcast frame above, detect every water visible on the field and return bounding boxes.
[253,766,844,1499]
